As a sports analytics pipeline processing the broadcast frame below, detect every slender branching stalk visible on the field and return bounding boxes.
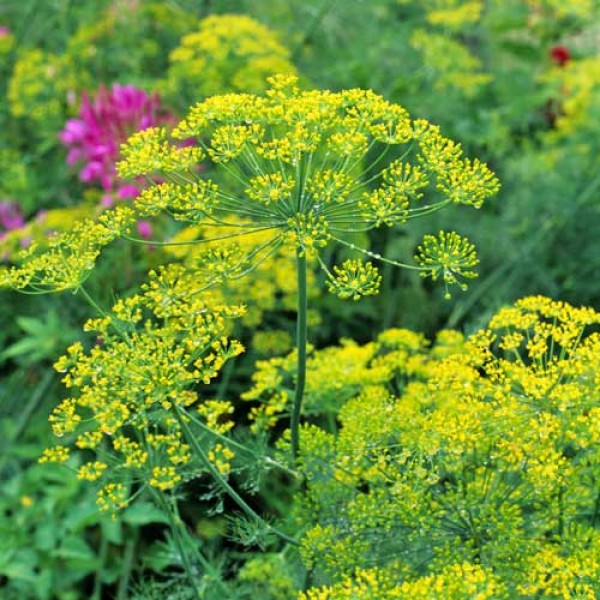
[174,404,299,547]
[291,250,308,460]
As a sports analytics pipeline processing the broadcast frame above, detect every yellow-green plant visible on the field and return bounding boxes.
[0,76,498,596]
[8,48,87,131]
[1,74,499,460]
[163,14,297,104]
[300,563,506,599]
[294,296,600,597]
[35,263,296,596]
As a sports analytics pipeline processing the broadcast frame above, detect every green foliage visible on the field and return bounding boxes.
[1,0,600,597]
[0,310,78,365]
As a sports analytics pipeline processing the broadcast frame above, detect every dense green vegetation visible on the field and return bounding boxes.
[1,1,599,598]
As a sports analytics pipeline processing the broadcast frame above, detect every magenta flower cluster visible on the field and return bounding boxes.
[0,202,24,237]
[60,84,172,237]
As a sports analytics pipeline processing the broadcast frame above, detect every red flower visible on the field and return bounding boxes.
[549,45,570,67]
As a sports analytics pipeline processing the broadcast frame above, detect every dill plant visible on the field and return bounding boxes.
[290,297,600,597]
[163,14,298,104]
[0,74,499,594]
[114,73,498,456]
[0,73,499,457]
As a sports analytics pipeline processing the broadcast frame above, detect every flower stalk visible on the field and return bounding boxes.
[291,250,308,459]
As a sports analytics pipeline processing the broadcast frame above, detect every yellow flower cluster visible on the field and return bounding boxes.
[96,483,128,512]
[415,230,479,298]
[0,206,135,292]
[0,205,96,263]
[1,76,498,302]
[517,541,599,599]
[8,49,85,128]
[163,14,297,102]
[326,260,382,301]
[542,56,600,138]
[243,330,426,434]
[164,220,319,328]
[425,0,483,29]
[197,400,235,435]
[119,128,205,178]
[292,296,600,596]
[410,28,492,96]
[116,74,498,299]
[397,0,491,97]
[207,443,236,475]
[43,264,245,510]
[251,330,293,356]
[300,563,505,599]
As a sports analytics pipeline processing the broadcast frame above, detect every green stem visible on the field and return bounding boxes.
[181,408,300,479]
[91,525,110,600]
[153,490,202,600]
[169,494,232,596]
[115,525,138,600]
[216,354,237,399]
[174,406,299,547]
[291,250,308,460]
[77,285,108,318]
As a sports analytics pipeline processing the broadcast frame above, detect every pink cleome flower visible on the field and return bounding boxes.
[59,84,172,205]
[0,201,24,230]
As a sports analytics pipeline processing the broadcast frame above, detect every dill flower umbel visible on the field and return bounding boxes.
[164,14,296,103]
[117,73,499,299]
[45,264,245,510]
[295,296,600,597]
[1,75,499,296]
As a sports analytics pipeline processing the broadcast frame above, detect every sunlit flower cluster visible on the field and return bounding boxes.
[243,329,426,434]
[40,264,245,509]
[300,563,505,599]
[0,75,499,301]
[294,296,600,597]
[118,74,499,299]
[0,206,133,291]
[164,14,296,103]
[163,220,319,329]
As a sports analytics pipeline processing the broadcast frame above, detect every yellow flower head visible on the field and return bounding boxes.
[117,74,499,299]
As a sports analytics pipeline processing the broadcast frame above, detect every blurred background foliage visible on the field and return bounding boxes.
[1,0,600,597]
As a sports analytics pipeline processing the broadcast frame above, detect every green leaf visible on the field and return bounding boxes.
[52,536,96,564]
[122,502,170,526]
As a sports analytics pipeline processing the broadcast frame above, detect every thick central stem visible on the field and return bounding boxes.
[291,249,308,459]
